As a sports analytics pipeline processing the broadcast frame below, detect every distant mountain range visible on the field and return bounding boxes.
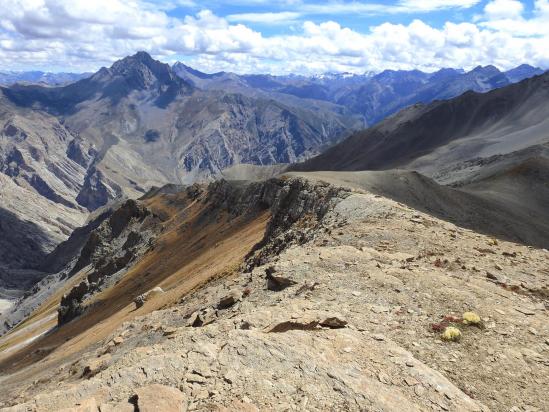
[173,62,544,125]
[2,62,543,125]
[0,71,91,86]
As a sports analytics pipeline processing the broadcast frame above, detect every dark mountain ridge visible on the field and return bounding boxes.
[293,71,549,173]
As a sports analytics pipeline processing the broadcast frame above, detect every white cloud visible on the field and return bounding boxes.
[294,0,481,15]
[480,0,549,36]
[484,0,524,19]
[398,0,481,11]
[0,0,548,74]
[226,12,300,24]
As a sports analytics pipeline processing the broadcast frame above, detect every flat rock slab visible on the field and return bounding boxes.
[134,384,187,412]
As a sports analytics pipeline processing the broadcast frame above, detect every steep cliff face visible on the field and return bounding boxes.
[58,200,163,324]
[0,98,91,285]
[54,178,350,326]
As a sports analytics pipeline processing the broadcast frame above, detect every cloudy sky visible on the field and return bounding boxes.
[0,0,548,74]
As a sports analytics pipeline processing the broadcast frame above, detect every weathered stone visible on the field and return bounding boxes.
[265,266,297,291]
[134,384,187,412]
[82,354,111,378]
[218,289,242,309]
[135,287,165,309]
[187,307,217,327]
[319,316,348,329]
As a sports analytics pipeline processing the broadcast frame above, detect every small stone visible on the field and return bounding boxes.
[404,377,418,386]
[191,388,209,400]
[65,398,99,412]
[405,360,414,367]
[187,308,216,327]
[372,334,385,341]
[352,291,361,297]
[528,328,538,336]
[218,289,242,309]
[377,372,390,384]
[414,385,425,396]
[438,402,449,411]
[486,272,506,283]
[113,336,124,345]
[515,307,536,316]
[82,354,111,378]
[266,266,297,291]
[223,370,238,384]
[163,327,177,336]
[99,401,135,412]
[319,316,347,329]
[186,373,207,384]
[371,305,390,314]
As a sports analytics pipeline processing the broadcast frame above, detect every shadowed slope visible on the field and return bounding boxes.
[293,72,549,175]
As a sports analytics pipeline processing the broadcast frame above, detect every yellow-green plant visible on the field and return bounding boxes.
[441,326,462,342]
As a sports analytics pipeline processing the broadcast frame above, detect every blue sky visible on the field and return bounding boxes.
[0,0,547,74]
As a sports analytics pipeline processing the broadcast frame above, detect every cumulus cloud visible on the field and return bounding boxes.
[484,0,524,19]
[0,0,548,74]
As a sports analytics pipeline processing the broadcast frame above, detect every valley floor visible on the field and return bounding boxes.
[0,175,547,411]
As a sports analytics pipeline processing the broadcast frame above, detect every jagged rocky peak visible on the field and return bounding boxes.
[470,64,501,74]
[96,51,190,90]
[505,64,545,83]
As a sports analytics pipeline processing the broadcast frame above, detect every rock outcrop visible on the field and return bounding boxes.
[58,200,162,324]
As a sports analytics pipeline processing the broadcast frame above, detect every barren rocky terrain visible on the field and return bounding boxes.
[0,175,546,411]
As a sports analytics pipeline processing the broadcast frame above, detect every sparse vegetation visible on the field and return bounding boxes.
[441,326,462,342]
[462,311,481,326]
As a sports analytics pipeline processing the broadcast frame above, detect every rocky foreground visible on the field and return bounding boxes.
[0,176,547,411]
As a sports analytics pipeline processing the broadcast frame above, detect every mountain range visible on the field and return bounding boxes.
[0,71,91,87]
[174,62,544,126]
[0,53,546,290]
